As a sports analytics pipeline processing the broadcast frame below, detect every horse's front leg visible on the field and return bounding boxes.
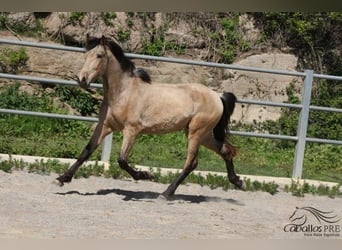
[117,127,154,180]
[55,120,112,186]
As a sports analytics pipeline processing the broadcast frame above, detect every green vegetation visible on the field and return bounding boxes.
[56,85,101,116]
[0,47,29,73]
[102,12,117,26]
[69,12,85,24]
[0,83,96,159]
[141,36,186,56]
[0,12,45,37]
[117,27,131,43]
[140,37,165,56]
[284,180,341,198]
[251,13,342,143]
[252,13,342,68]
[0,13,8,29]
[139,13,247,62]
[215,16,250,63]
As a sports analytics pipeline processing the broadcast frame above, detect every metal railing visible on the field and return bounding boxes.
[1,38,342,179]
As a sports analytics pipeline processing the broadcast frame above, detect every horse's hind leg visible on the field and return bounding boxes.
[55,122,112,186]
[161,134,200,199]
[221,145,245,190]
[201,133,245,190]
[117,127,154,180]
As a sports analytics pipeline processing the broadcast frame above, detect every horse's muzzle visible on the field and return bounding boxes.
[74,75,89,89]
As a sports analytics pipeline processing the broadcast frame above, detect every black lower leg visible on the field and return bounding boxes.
[117,157,153,180]
[162,159,198,199]
[218,143,244,190]
[161,171,189,199]
[226,159,244,190]
[56,143,93,186]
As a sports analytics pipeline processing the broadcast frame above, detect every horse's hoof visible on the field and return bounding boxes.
[233,180,245,191]
[157,194,168,201]
[52,179,64,187]
[159,191,173,201]
[229,176,246,191]
[144,171,154,180]
[238,180,246,191]
[135,171,154,180]
[54,175,72,187]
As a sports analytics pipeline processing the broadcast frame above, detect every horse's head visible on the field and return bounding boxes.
[76,34,148,89]
[77,34,110,89]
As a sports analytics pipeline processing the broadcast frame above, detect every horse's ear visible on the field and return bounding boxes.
[100,35,106,46]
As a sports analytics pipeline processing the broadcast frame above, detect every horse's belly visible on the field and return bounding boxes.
[140,113,191,134]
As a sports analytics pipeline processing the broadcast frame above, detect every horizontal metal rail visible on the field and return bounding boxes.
[0,72,102,89]
[230,130,298,141]
[309,105,342,113]
[0,38,85,52]
[231,130,342,145]
[305,137,342,145]
[313,73,342,81]
[238,99,302,109]
[0,108,98,122]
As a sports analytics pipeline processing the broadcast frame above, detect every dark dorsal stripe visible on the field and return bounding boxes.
[85,36,151,84]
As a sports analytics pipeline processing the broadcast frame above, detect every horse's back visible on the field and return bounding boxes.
[141,82,222,114]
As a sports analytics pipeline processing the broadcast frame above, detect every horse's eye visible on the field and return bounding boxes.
[97,54,103,59]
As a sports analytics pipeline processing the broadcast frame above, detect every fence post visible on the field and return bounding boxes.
[101,132,113,170]
[292,70,314,179]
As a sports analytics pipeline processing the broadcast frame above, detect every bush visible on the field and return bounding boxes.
[102,12,117,26]
[69,12,85,24]
[0,47,29,73]
[56,85,100,116]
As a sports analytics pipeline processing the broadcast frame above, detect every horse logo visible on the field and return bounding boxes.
[284,206,340,233]
[289,206,340,225]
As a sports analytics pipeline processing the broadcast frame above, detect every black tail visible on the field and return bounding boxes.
[213,92,236,142]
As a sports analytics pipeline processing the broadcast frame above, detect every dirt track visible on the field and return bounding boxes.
[0,170,341,239]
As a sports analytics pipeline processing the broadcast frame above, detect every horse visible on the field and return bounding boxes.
[54,34,245,199]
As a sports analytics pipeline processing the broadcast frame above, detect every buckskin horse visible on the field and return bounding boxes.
[55,35,244,199]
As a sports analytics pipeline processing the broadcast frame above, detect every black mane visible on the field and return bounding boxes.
[134,68,151,84]
[85,36,151,84]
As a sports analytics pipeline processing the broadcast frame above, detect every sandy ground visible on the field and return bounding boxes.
[0,170,341,239]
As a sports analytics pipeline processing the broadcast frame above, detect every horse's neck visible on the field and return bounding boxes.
[102,71,133,102]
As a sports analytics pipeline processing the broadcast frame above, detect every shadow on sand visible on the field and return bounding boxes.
[55,188,244,205]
